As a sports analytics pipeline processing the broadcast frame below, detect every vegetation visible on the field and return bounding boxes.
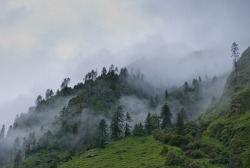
[0,46,250,168]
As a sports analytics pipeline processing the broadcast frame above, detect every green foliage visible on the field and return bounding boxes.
[133,123,145,136]
[59,136,166,168]
[110,106,125,141]
[144,112,153,134]
[169,135,189,147]
[160,103,172,129]
[97,119,108,148]
[18,149,69,168]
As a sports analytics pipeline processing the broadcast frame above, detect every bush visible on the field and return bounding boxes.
[160,146,168,155]
[165,151,185,166]
[190,150,203,159]
[169,135,189,147]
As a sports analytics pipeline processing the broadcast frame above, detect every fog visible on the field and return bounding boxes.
[0,0,250,128]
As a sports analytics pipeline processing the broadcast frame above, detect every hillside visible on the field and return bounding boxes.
[0,47,249,168]
[60,47,250,168]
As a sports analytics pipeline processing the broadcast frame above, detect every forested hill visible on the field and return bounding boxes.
[0,46,249,168]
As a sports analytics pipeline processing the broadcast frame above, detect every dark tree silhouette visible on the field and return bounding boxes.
[161,103,172,129]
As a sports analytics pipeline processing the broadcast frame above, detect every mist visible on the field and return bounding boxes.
[0,0,250,136]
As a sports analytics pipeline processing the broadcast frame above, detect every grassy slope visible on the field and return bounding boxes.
[201,47,250,167]
[59,136,166,168]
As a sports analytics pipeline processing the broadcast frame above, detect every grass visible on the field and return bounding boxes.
[59,136,166,168]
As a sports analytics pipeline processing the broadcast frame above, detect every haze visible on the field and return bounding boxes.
[0,0,250,127]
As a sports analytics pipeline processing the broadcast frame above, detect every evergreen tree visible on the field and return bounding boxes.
[198,76,202,85]
[180,108,187,122]
[184,81,189,92]
[98,119,108,148]
[133,123,145,136]
[13,150,22,168]
[35,95,42,105]
[101,67,107,77]
[176,112,184,134]
[152,114,160,129]
[45,89,54,100]
[124,112,132,137]
[145,112,153,134]
[110,106,125,141]
[231,42,240,75]
[0,125,5,139]
[6,125,12,138]
[165,89,169,99]
[12,137,20,159]
[60,78,70,89]
[161,103,172,129]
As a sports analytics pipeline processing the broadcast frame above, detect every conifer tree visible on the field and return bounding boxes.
[152,114,160,129]
[145,112,153,134]
[13,149,22,168]
[165,89,169,99]
[0,125,5,139]
[124,112,132,137]
[231,42,240,75]
[133,123,145,136]
[180,108,187,122]
[176,112,184,134]
[98,119,108,148]
[161,103,172,129]
[110,106,125,140]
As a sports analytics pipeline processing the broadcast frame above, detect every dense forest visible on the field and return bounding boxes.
[0,45,249,168]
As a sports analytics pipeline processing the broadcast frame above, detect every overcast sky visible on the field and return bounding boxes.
[0,0,250,127]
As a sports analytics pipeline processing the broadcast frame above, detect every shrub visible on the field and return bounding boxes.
[165,151,185,166]
[169,135,189,147]
[190,150,203,159]
[160,146,168,155]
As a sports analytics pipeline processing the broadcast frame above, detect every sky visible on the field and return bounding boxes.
[0,0,250,127]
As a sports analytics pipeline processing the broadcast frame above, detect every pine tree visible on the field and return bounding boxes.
[13,149,22,168]
[12,137,20,159]
[152,114,160,129]
[133,123,145,136]
[180,108,187,122]
[176,112,184,134]
[231,42,240,75]
[0,125,5,139]
[124,112,132,137]
[110,106,125,141]
[98,119,108,148]
[145,112,153,134]
[161,103,172,129]
[165,89,169,99]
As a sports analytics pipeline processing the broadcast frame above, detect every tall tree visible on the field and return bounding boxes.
[97,119,108,148]
[180,108,187,122]
[110,106,125,141]
[45,89,54,100]
[133,123,145,136]
[60,78,70,89]
[12,137,20,159]
[152,114,160,129]
[13,150,22,168]
[0,125,5,139]
[35,95,42,105]
[176,112,184,135]
[184,81,190,92]
[124,112,132,137]
[165,89,169,99]
[101,67,107,77]
[231,42,240,75]
[145,112,153,134]
[161,103,172,129]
